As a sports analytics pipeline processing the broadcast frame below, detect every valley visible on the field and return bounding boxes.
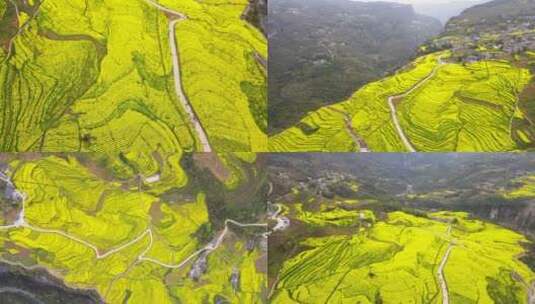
[268,0,442,134]
[268,153,535,303]
[269,0,535,152]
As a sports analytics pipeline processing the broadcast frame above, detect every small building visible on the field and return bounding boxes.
[246,238,256,252]
[230,268,240,292]
[144,174,161,184]
[189,254,208,281]
[464,55,479,63]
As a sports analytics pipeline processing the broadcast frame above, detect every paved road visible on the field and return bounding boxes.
[437,224,453,304]
[0,173,267,271]
[387,56,445,152]
[268,203,290,233]
[266,182,290,234]
[144,0,212,152]
[437,244,453,304]
[139,219,267,268]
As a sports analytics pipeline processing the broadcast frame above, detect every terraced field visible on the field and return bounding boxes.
[503,175,535,199]
[294,204,375,228]
[272,211,534,303]
[269,52,532,152]
[0,0,266,153]
[0,154,267,303]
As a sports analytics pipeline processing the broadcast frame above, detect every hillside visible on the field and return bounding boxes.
[270,0,535,152]
[268,153,535,237]
[268,0,442,133]
[411,0,489,24]
[267,153,535,303]
[272,211,533,303]
[0,152,268,303]
[0,0,267,153]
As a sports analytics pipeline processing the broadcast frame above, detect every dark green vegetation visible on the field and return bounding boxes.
[268,0,442,133]
[180,153,268,229]
[242,0,267,35]
[0,262,104,303]
[271,0,535,152]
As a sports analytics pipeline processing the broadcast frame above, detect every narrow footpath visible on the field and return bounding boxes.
[343,114,370,152]
[330,108,370,152]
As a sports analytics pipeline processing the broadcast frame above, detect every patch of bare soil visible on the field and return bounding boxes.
[193,153,231,184]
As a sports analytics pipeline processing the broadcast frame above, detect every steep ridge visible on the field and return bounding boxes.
[268,0,442,133]
[270,0,535,152]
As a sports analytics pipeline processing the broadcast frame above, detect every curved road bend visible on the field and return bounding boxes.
[0,173,268,271]
[388,56,446,152]
[266,182,290,235]
[138,219,267,269]
[144,0,212,152]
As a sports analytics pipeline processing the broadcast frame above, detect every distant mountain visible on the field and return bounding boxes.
[271,0,535,152]
[432,0,535,38]
[268,153,535,193]
[411,0,489,24]
[268,0,442,133]
[450,0,535,21]
[268,153,535,237]
[354,0,490,25]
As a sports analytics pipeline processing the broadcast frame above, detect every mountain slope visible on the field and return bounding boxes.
[268,153,535,303]
[270,0,535,152]
[268,0,442,133]
[0,0,267,153]
[412,0,489,24]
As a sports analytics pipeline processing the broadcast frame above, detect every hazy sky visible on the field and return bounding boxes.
[357,0,485,3]
[352,0,493,23]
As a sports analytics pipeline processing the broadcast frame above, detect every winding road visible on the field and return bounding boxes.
[267,203,290,234]
[0,173,267,273]
[2,0,212,152]
[387,56,446,152]
[144,0,212,152]
[266,182,290,235]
